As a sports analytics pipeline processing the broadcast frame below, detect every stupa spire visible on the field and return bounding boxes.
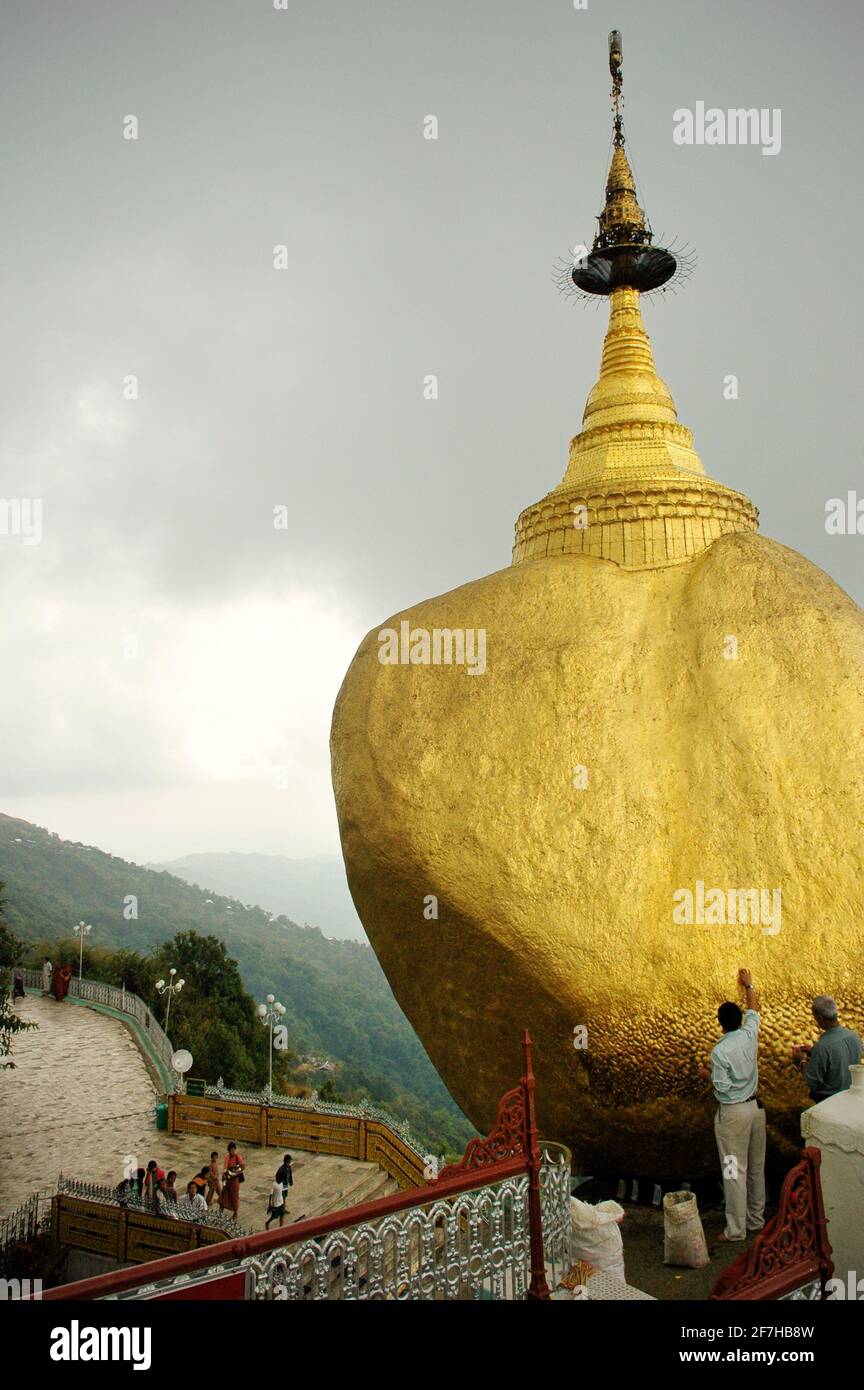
[598,146,647,244]
[595,35,650,251]
[571,30,678,297]
[513,31,758,570]
[566,284,704,490]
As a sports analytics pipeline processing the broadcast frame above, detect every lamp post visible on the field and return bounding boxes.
[155,967,185,1032]
[73,921,92,982]
[257,994,286,1095]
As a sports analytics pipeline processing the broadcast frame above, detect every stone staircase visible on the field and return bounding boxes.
[289,1155,400,1223]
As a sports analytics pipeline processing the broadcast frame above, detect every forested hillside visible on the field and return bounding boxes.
[155,851,366,942]
[0,813,474,1154]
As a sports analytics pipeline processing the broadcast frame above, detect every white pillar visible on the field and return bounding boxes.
[801,1064,864,1288]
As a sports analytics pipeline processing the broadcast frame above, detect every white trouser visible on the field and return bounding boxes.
[713,1099,766,1240]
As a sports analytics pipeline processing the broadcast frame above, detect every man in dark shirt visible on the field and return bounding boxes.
[791,995,862,1102]
[276,1153,294,1201]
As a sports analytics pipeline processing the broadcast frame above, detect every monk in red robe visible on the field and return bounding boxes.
[218,1142,245,1218]
[51,962,72,1001]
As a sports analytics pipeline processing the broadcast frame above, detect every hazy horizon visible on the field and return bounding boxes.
[0,810,369,941]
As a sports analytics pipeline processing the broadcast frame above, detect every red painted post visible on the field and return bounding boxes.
[522,1030,551,1300]
[709,1147,834,1300]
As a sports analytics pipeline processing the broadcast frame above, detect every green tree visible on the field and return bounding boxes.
[145,932,281,1091]
[317,1077,343,1103]
[0,880,36,1068]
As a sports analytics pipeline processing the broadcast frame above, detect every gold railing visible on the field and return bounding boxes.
[167,1093,427,1189]
[52,1194,229,1266]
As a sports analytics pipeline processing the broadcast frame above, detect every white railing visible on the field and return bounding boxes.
[15,969,436,1158]
[781,1279,823,1301]
[16,968,176,1087]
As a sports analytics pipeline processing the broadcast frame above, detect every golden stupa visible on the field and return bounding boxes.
[331,33,864,1175]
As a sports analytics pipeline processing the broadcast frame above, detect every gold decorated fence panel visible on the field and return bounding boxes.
[54,1196,124,1261]
[266,1108,360,1159]
[364,1123,427,1189]
[168,1094,264,1146]
[124,1208,200,1263]
[52,1196,228,1267]
[168,1095,427,1189]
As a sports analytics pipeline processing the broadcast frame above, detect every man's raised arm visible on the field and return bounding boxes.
[738,966,759,1014]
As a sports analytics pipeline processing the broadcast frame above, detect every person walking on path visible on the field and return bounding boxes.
[206,1150,222,1206]
[791,996,862,1102]
[42,957,52,995]
[698,967,766,1244]
[51,962,72,1001]
[276,1153,294,1205]
[265,1171,287,1229]
[218,1142,245,1220]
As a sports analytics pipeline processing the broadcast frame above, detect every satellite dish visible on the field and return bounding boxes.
[172,1049,193,1074]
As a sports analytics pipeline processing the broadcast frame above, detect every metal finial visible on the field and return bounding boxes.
[556,30,690,300]
[609,31,624,147]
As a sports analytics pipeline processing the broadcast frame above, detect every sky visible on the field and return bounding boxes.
[0,0,861,865]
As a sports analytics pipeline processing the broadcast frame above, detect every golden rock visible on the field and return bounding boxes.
[332,519,864,1173]
[330,69,864,1176]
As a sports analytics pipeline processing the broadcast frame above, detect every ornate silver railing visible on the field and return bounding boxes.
[781,1279,823,1301]
[538,1143,573,1291]
[248,1173,531,1301]
[0,1189,54,1256]
[16,968,176,1087]
[109,1147,571,1302]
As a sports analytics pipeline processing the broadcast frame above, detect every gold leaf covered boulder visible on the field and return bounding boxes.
[330,43,864,1177]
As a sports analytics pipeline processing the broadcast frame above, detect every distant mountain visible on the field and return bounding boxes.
[152,851,367,943]
[0,813,474,1154]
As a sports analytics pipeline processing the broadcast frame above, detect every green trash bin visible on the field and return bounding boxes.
[156,1102,168,1131]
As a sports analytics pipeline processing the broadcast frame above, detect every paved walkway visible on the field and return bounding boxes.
[0,994,397,1229]
[146,1135,397,1231]
[1,994,156,1220]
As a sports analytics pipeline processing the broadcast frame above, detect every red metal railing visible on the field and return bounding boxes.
[41,1030,551,1301]
[710,1147,833,1301]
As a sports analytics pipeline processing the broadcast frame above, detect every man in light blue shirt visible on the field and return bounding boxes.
[699,967,766,1242]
